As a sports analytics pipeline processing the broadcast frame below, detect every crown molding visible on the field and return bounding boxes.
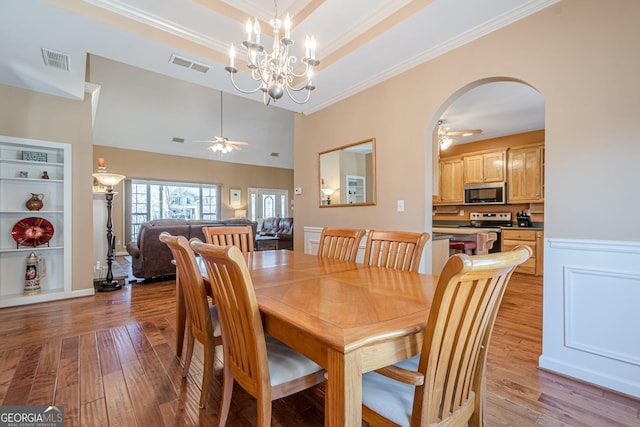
[302,0,560,115]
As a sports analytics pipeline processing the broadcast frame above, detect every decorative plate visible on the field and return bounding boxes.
[11,217,55,247]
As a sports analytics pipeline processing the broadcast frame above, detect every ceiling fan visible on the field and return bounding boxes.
[193,92,248,155]
[437,120,482,150]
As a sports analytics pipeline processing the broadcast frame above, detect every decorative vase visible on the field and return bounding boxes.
[25,193,45,211]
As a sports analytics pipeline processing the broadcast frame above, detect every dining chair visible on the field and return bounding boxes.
[361,245,533,427]
[316,227,365,261]
[158,232,222,408]
[202,225,254,253]
[190,241,326,427]
[363,230,430,272]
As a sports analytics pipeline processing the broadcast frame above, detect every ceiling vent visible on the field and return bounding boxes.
[41,48,70,71]
[172,137,185,143]
[169,54,210,74]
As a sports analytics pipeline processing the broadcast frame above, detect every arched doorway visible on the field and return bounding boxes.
[429,78,545,273]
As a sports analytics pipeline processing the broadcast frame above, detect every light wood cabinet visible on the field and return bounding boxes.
[463,150,506,184]
[501,229,544,276]
[508,144,544,203]
[437,157,464,204]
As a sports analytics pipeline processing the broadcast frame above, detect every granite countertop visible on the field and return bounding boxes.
[432,233,453,240]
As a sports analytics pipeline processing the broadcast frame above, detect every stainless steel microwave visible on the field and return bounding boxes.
[464,182,507,205]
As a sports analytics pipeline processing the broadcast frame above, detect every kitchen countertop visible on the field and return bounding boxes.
[432,233,453,240]
[433,226,502,234]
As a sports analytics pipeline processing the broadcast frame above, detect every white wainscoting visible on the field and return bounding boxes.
[540,238,640,398]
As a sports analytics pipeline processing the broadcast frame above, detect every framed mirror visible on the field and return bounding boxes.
[319,138,376,207]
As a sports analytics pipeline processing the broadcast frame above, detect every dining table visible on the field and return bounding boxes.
[179,249,439,426]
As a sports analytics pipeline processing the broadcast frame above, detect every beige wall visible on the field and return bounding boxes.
[93,145,293,253]
[294,0,640,249]
[0,84,94,292]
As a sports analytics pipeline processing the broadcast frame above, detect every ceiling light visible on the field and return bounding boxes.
[224,0,319,105]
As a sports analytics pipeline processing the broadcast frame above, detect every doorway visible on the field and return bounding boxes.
[248,187,289,221]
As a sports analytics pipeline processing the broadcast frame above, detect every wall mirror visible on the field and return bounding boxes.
[319,138,376,207]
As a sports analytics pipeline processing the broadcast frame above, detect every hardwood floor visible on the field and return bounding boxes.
[0,258,638,426]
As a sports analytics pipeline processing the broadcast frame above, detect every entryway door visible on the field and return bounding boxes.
[248,188,289,221]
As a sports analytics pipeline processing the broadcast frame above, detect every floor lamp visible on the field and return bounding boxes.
[93,168,126,292]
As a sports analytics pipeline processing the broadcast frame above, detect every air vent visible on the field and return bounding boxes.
[41,48,70,70]
[172,137,185,143]
[169,54,210,74]
[270,152,280,157]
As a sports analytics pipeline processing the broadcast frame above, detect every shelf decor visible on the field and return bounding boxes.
[22,151,48,162]
[11,217,55,248]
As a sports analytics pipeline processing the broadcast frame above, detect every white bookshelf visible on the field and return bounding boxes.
[0,136,72,307]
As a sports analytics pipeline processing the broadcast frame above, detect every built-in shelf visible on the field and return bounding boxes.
[0,135,72,307]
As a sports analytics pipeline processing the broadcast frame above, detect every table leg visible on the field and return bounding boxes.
[175,271,186,358]
[325,349,361,426]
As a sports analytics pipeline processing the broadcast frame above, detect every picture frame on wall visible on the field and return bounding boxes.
[22,151,48,162]
[230,188,241,206]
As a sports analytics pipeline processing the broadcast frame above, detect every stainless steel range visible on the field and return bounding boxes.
[459,212,512,252]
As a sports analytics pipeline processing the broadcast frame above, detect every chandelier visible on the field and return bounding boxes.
[224,0,319,105]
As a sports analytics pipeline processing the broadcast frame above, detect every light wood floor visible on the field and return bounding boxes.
[1,258,638,426]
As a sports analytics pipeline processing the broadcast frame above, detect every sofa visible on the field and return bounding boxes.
[126,218,257,280]
[255,217,293,250]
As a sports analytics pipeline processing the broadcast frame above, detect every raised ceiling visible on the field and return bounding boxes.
[0,0,553,167]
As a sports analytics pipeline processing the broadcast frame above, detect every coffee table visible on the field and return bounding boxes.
[254,235,279,251]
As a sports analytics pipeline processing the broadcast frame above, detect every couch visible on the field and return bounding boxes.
[126,218,256,280]
[256,217,293,250]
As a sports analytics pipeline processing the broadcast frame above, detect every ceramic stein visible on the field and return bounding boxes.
[25,193,45,211]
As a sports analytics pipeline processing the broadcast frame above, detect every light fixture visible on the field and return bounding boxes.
[194,92,248,156]
[93,160,126,292]
[224,0,319,105]
[437,119,483,150]
[321,187,336,205]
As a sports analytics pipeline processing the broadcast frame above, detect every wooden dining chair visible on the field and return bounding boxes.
[202,225,254,253]
[361,245,533,427]
[158,232,222,408]
[190,241,326,427]
[316,227,365,261]
[363,230,430,272]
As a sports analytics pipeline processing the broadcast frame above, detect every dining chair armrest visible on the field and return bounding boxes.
[374,365,424,386]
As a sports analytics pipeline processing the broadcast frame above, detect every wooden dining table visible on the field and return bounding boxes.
[179,250,438,426]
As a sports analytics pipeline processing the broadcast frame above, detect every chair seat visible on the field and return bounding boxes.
[362,355,419,427]
[265,334,323,387]
[449,240,477,251]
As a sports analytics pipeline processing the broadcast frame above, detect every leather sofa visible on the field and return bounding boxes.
[256,217,293,250]
[126,218,256,280]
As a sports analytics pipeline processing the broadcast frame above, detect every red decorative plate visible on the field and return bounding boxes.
[11,217,55,247]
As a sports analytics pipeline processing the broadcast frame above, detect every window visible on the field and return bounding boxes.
[125,179,221,243]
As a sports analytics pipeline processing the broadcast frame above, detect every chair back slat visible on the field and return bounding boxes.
[159,233,212,338]
[415,246,532,426]
[363,230,429,272]
[317,227,365,261]
[203,225,254,253]
[191,242,271,399]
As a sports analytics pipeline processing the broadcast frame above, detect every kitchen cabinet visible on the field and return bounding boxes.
[463,150,506,184]
[0,136,72,307]
[436,156,464,204]
[508,144,544,203]
[501,229,544,276]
